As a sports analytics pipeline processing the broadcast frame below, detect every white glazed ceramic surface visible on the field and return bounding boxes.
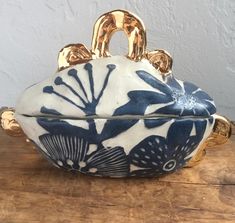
[15,56,216,177]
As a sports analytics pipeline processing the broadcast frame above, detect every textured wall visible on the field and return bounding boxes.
[0,0,235,119]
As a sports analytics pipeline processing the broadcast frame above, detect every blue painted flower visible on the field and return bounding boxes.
[128,118,209,177]
[136,71,216,116]
[36,118,129,177]
[42,63,116,116]
[38,133,129,177]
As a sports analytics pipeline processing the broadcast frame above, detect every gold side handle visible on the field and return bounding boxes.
[206,114,232,147]
[0,107,24,137]
[91,9,147,61]
[186,114,232,167]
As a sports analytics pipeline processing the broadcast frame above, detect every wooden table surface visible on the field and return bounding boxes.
[0,126,235,223]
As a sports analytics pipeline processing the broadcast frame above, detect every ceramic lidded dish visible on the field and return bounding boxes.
[1,10,231,177]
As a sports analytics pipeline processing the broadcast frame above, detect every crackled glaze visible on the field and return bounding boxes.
[15,56,215,177]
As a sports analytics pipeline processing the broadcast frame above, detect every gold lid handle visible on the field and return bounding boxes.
[91,9,147,61]
[57,9,173,76]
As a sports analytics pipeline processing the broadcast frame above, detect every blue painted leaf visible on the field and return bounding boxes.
[144,118,171,129]
[166,119,193,149]
[100,119,138,142]
[136,70,172,95]
[40,106,62,116]
[37,118,99,143]
[166,76,182,91]
[166,119,207,150]
[128,90,172,105]
[193,119,207,139]
[154,103,183,116]
[111,90,172,117]
[100,89,173,141]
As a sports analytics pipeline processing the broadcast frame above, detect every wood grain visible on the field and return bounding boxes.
[0,126,234,223]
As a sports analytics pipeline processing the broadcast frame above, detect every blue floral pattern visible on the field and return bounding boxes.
[33,62,215,177]
[128,118,208,177]
[136,71,216,116]
[39,133,129,177]
[42,63,116,116]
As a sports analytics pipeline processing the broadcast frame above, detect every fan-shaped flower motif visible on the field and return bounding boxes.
[38,133,129,177]
[136,71,216,116]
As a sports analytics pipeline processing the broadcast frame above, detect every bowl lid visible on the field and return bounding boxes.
[15,56,216,119]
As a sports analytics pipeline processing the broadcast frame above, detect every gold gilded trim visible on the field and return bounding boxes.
[56,10,173,76]
[206,114,232,147]
[186,115,232,167]
[0,107,24,137]
[146,50,173,77]
[58,44,92,71]
[91,9,147,61]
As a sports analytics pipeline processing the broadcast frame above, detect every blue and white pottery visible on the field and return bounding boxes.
[13,10,228,178]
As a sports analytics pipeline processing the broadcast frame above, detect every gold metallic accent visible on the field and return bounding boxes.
[0,107,24,137]
[58,44,92,71]
[1,10,232,172]
[186,114,232,167]
[56,10,172,77]
[91,9,146,61]
[146,50,173,76]
[186,143,207,167]
[206,115,232,147]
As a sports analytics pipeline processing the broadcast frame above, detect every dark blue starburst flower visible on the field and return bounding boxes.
[136,71,216,116]
[128,118,208,177]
